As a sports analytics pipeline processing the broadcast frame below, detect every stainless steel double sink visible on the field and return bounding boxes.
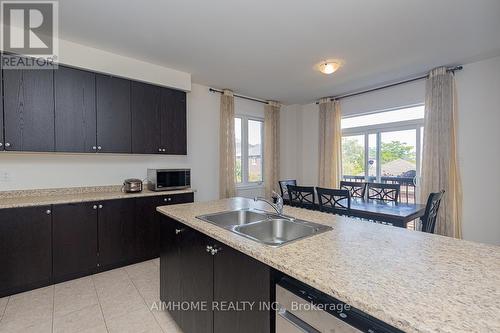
[197,209,332,247]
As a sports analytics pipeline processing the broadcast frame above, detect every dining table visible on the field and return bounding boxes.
[347,197,426,228]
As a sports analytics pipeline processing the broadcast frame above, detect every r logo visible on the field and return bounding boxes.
[1,1,58,55]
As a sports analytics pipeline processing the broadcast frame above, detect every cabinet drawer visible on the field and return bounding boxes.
[159,192,194,205]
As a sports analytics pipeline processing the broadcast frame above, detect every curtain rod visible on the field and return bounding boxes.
[209,88,268,104]
[315,65,463,104]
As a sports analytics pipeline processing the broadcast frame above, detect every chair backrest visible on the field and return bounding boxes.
[287,185,316,210]
[340,181,367,199]
[278,180,297,202]
[420,190,445,234]
[316,188,351,215]
[367,183,400,202]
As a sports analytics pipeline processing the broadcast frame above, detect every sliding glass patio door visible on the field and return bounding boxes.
[341,105,425,203]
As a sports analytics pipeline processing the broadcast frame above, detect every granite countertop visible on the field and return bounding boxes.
[157,197,500,333]
[0,185,194,209]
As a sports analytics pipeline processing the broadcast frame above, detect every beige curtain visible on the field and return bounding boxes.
[219,89,236,199]
[420,67,462,238]
[318,99,342,188]
[264,101,281,198]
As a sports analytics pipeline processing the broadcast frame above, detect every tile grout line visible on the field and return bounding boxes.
[124,263,166,333]
[0,296,10,325]
[91,274,110,333]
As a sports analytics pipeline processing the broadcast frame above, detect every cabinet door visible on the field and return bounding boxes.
[179,227,214,333]
[2,55,54,151]
[160,216,183,325]
[0,206,52,297]
[135,196,163,260]
[161,89,187,155]
[96,74,131,153]
[98,199,136,269]
[54,66,96,152]
[52,202,98,282]
[213,244,272,333]
[131,81,162,154]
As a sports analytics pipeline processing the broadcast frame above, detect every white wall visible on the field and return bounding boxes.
[286,56,500,245]
[58,39,191,91]
[455,56,500,245]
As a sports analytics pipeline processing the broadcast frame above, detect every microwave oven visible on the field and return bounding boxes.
[147,169,191,191]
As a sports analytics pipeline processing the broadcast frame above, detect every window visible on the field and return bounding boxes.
[234,116,263,186]
[341,105,424,203]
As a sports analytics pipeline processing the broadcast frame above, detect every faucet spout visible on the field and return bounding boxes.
[254,191,284,216]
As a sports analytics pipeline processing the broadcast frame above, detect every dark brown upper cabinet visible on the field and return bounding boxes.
[96,74,131,153]
[161,89,187,155]
[131,81,162,154]
[132,82,187,155]
[2,55,55,152]
[54,66,97,153]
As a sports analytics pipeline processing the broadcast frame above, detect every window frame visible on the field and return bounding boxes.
[341,104,424,183]
[235,115,264,188]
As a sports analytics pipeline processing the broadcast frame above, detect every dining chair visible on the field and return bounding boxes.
[287,185,316,210]
[367,183,400,202]
[316,188,351,216]
[278,180,297,205]
[340,181,367,199]
[420,190,445,234]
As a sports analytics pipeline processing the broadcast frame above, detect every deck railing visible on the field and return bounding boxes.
[342,175,417,203]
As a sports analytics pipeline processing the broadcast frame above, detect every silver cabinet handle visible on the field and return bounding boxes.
[98,204,103,209]
[92,146,97,150]
[210,248,219,255]
[97,146,102,150]
[277,307,321,333]
[164,197,172,202]
[158,148,162,152]
[93,205,98,210]
[0,143,3,147]
[46,209,51,215]
[5,143,11,148]
[175,228,184,235]
[206,245,213,253]
[162,148,166,152]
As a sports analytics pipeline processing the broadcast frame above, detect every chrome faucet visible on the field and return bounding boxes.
[254,191,284,216]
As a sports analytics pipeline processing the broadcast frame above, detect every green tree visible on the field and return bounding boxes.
[342,138,364,176]
[342,139,416,176]
[380,141,415,164]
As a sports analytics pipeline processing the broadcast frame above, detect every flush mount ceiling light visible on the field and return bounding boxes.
[317,60,342,75]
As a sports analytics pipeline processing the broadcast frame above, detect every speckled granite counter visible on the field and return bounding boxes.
[157,197,500,333]
[0,185,194,209]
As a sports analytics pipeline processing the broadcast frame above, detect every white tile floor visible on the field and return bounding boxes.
[0,259,183,333]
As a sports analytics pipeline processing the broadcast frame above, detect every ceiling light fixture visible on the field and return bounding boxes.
[317,60,342,75]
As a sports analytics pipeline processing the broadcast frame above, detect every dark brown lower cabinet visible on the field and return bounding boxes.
[98,198,136,270]
[52,202,98,282]
[0,192,194,297]
[213,244,271,333]
[135,196,163,261]
[0,206,52,297]
[160,216,272,333]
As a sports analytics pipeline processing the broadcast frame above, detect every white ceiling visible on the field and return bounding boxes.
[58,0,500,104]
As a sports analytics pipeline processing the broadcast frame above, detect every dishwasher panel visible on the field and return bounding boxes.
[276,277,404,333]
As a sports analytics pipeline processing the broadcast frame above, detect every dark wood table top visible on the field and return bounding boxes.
[348,198,426,226]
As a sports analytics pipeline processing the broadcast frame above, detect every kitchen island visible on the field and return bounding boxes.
[157,197,500,333]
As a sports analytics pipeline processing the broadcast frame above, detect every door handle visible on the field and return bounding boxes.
[277,307,321,333]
